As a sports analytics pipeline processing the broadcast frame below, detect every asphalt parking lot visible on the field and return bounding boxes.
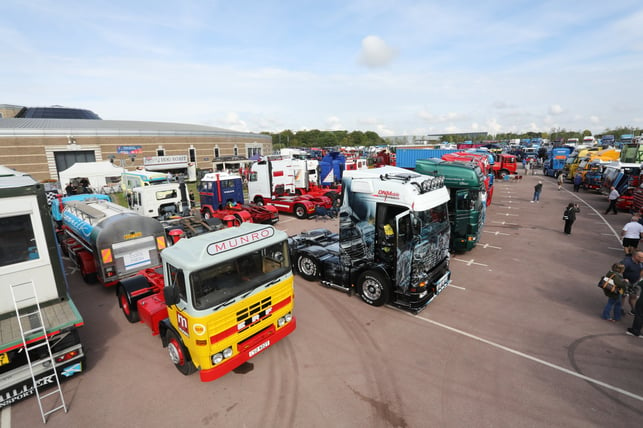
[3,172,643,428]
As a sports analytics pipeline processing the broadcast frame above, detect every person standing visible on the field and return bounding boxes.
[531,181,543,203]
[557,173,564,191]
[601,262,629,322]
[626,292,643,337]
[621,250,643,316]
[605,186,620,214]
[563,202,580,234]
[621,216,643,254]
[573,173,583,192]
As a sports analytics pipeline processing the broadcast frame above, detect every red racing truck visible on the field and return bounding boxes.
[248,157,332,219]
[198,172,279,225]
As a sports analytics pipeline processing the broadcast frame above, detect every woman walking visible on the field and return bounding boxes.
[563,202,580,234]
[601,262,629,321]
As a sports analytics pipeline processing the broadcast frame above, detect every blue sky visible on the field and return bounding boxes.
[1,1,642,136]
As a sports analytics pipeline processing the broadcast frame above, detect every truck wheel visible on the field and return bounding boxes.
[79,257,98,284]
[357,271,390,307]
[499,170,509,178]
[203,209,212,220]
[81,269,98,284]
[294,204,308,219]
[117,286,140,323]
[166,329,196,376]
[254,196,265,206]
[297,254,320,281]
[58,235,69,257]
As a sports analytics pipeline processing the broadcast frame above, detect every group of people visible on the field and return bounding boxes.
[531,174,643,337]
[64,178,92,196]
[600,215,643,338]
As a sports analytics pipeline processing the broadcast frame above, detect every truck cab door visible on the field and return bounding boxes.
[395,211,413,291]
[130,191,142,215]
[454,189,472,237]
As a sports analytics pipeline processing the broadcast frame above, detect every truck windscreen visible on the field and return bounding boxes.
[190,241,290,310]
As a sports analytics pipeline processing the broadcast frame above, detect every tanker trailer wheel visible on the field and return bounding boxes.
[166,329,196,376]
[297,254,320,281]
[117,286,140,323]
[294,204,308,219]
[79,255,98,284]
[357,271,390,307]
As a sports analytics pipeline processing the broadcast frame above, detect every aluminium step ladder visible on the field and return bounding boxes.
[10,280,67,424]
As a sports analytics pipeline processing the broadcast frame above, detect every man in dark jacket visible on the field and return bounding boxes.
[531,181,543,203]
[621,250,643,316]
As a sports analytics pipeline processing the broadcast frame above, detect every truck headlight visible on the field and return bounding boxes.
[223,347,233,358]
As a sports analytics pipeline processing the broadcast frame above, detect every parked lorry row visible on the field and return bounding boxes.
[415,159,486,252]
[0,167,85,410]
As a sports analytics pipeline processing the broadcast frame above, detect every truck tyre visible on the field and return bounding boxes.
[294,204,308,219]
[79,256,98,284]
[166,329,197,376]
[202,209,212,220]
[357,271,390,307]
[296,254,320,281]
[81,268,98,284]
[58,235,69,257]
[499,170,509,178]
[254,196,265,206]
[117,286,140,323]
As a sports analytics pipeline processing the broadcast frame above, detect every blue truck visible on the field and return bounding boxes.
[543,147,573,177]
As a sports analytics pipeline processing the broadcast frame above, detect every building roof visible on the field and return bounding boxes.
[0,118,270,140]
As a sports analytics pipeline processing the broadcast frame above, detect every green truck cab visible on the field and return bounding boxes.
[415,158,486,252]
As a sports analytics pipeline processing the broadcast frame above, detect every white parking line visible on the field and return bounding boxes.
[491,221,518,226]
[407,314,643,403]
[478,243,502,250]
[448,283,466,291]
[452,257,489,267]
[484,230,510,236]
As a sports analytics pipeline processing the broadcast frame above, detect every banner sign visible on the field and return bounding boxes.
[117,146,142,154]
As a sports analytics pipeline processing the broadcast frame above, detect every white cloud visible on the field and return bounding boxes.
[326,116,343,130]
[549,104,564,115]
[358,36,398,68]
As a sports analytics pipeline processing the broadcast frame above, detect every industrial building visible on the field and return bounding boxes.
[0,104,272,182]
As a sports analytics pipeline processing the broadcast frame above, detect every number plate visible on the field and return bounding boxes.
[248,340,270,357]
[0,352,9,366]
[435,273,450,295]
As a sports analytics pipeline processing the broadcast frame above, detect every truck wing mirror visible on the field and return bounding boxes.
[163,286,179,306]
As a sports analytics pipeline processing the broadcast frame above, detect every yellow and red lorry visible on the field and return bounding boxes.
[116,223,296,381]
